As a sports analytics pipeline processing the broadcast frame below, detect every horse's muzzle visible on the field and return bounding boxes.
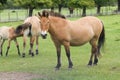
[41,34,47,39]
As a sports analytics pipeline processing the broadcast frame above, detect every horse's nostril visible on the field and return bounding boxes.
[41,34,47,39]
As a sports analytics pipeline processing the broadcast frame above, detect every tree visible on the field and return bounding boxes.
[68,0,95,16]
[51,0,66,13]
[94,0,117,14]
[0,0,7,4]
[118,0,120,11]
[0,0,7,9]
[12,0,52,16]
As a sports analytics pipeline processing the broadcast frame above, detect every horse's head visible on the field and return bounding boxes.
[38,10,50,39]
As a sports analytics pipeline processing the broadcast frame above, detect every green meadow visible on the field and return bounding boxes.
[0,15,120,80]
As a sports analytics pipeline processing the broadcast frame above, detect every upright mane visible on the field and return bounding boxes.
[42,10,66,19]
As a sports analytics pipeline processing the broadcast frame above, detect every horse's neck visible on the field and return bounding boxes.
[48,17,67,36]
[48,17,61,34]
[13,30,23,37]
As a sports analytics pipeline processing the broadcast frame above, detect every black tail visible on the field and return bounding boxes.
[28,24,32,36]
[97,23,105,56]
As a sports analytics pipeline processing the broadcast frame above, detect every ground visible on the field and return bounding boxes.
[0,72,42,80]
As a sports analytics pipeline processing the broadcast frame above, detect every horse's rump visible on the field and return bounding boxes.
[24,16,41,36]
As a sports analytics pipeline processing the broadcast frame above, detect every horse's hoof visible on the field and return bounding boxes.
[22,53,25,58]
[88,60,92,65]
[29,50,31,55]
[55,67,60,71]
[93,59,98,65]
[31,52,34,57]
[0,52,3,56]
[68,65,73,69]
[93,63,97,66]
[36,50,39,55]
[68,67,72,71]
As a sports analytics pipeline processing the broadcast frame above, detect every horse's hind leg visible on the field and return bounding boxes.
[29,36,35,57]
[14,38,21,56]
[88,39,98,65]
[6,39,11,56]
[0,40,5,56]
[22,36,27,57]
[35,36,39,55]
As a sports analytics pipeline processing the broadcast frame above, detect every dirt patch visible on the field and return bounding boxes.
[0,72,42,80]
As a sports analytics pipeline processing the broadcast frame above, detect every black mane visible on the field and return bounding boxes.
[42,10,66,19]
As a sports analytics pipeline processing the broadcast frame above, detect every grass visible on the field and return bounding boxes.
[0,14,120,80]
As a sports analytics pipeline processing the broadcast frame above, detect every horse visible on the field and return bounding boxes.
[37,11,105,70]
[15,11,66,57]
[0,24,30,56]
[15,16,40,57]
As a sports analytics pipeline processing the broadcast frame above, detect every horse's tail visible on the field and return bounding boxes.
[97,22,105,56]
[28,23,32,36]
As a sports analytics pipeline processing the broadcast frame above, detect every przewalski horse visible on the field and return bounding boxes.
[0,24,30,56]
[38,11,105,70]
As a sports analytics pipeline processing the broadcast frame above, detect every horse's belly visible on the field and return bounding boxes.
[70,36,92,46]
[70,41,87,46]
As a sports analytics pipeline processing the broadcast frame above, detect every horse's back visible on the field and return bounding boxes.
[0,26,13,39]
[77,16,103,36]
[68,16,103,46]
[24,16,41,36]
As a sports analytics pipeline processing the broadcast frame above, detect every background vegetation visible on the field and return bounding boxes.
[0,0,120,17]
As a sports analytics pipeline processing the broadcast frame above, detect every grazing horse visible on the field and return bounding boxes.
[0,25,29,56]
[38,11,105,70]
[16,11,66,57]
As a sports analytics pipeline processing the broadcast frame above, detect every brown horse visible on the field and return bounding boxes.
[38,11,105,70]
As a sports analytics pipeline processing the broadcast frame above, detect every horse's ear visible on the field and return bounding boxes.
[42,10,49,18]
[38,12,42,18]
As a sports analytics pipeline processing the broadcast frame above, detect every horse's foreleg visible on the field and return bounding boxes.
[63,42,73,69]
[36,36,39,55]
[22,36,27,57]
[6,39,11,56]
[14,38,21,56]
[29,36,35,57]
[54,43,61,70]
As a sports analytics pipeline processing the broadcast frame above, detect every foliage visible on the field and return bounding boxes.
[0,0,7,4]
[94,0,117,6]
[68,0,95,8]
[12,0,52,9]
[51,0,66,8]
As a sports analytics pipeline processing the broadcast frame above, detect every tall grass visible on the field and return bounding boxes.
[0,15,120,80]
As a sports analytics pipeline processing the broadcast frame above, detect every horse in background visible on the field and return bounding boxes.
[16,16,40,57]
[15,10,66,57]
[0,24,30,56]
[38,11,105,70]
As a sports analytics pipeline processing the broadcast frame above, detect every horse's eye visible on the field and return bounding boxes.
[47,20,49,24]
